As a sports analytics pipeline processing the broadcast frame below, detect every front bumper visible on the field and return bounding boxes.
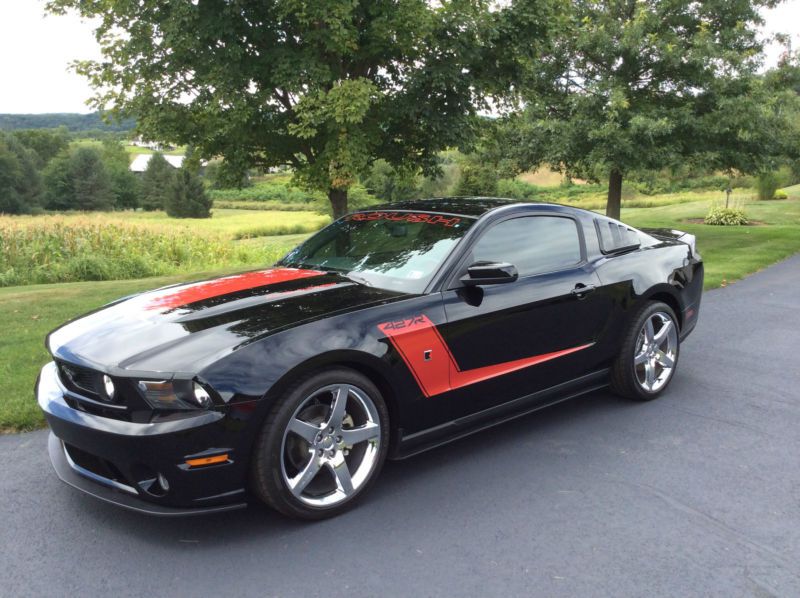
[37,361,250,516]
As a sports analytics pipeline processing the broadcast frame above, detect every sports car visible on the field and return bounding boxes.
[37,198,703,519]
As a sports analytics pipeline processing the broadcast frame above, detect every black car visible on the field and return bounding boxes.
[37,198,703,519]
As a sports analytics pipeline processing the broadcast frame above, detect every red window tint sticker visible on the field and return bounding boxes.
[347,212,461,227]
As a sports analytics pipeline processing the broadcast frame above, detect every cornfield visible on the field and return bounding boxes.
[0,215,290,287]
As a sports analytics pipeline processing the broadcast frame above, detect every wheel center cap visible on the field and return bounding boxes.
[321,436,334,450]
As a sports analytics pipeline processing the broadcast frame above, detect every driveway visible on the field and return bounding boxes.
[2,255,799,598]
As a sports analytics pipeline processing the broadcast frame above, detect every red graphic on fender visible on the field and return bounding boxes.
[145,268,324,310]
[378,314,593,397]
[346,212,461,227]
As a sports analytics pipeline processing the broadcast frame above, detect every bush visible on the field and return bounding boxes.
[756,172,779,200]
[773,189,788,200]
[455,162,498,196]
[704,206,748,226]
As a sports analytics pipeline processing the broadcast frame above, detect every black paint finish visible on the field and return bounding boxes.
[37,198,703,514]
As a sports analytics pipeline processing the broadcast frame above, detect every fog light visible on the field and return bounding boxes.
[157,473,170,492]
[102,375,115,400]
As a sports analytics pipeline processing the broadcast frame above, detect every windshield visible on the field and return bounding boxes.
[279,211,474,293]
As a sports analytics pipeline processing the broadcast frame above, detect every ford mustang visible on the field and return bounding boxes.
[37,198,703,519]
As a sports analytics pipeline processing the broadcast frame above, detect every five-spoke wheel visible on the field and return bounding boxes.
[251,368,388,519]
[611,301,681,401]
[281,384,381,508]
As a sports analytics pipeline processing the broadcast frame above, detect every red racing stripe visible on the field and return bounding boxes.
[378,314,593,398]
[145,268,324,310]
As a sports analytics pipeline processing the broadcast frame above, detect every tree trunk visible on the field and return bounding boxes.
[329,188,348,219]
[606,169,623,220]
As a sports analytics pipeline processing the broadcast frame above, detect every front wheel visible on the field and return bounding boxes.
[250,368,389,520]
[610,301,680,401]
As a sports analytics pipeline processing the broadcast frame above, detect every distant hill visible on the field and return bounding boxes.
[0,112,135,133]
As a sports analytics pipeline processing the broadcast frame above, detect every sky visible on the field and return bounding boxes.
[1,0,799,114]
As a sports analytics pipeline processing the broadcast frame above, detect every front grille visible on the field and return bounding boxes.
[57,361,104,399]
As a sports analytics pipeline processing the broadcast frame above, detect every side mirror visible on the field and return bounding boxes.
[460,261,518,286]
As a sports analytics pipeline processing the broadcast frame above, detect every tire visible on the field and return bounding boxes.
[250,367,389,520]
[610,301,680,401]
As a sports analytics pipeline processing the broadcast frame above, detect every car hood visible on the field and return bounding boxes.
[48,267,404,375]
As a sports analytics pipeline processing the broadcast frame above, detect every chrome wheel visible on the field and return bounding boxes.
[280,384,381,508]
[634,311,678,392]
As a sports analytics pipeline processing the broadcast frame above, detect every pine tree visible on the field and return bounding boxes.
[140,152,175,211]
[165,168,212,218]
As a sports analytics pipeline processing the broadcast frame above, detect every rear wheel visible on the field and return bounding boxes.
[251,368,389,520]
[610,301,680,401]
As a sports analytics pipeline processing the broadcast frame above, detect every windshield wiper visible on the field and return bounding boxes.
[345,272,373,287]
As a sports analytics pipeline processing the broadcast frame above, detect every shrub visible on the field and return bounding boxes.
[454,163,498,196]
[773,189,788,200]
[704,205,748,226]
[756,171,779,200]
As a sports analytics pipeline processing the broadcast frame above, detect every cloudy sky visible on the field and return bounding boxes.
[1,0,799,114]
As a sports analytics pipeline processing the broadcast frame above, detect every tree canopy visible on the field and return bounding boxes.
[0,133,42,214]
[43,146,115,211]
[492,0,799,219]
[48,0,556,217]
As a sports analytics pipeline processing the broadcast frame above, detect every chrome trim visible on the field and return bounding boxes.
[61,441,138,496]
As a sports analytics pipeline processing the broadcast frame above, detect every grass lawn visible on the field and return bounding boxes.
[622,196,800,289]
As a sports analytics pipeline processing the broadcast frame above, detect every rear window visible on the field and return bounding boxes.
[595,219,640,253]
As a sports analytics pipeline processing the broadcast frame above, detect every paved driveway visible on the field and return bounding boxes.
[2,255,799,598]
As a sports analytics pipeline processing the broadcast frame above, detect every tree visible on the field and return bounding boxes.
[454,161,499,196]
[0,133,43,214]
[363,161,419,203]
[12,127,70,168]
[139,153,175,211]
[101,139,140,209]
[497,0,793,219]
[165,168,212,218]
[43,147,114,211]
[48,0,556,217]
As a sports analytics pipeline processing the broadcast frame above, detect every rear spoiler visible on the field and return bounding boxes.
[641,228,698,258]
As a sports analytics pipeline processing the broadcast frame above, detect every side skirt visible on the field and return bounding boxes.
[391,369,610,460]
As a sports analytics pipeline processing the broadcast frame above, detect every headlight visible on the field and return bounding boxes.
[136,379,215,410]
[102,375,115,400]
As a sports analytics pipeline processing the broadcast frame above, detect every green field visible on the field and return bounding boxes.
[0,209,330,287]
[2,193,800,432]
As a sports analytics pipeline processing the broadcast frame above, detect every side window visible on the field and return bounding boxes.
[470,216,582,277]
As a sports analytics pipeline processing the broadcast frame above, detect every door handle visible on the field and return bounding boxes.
[571,283,596,298]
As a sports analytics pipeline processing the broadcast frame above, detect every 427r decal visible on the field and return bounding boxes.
[378,314,593,398]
